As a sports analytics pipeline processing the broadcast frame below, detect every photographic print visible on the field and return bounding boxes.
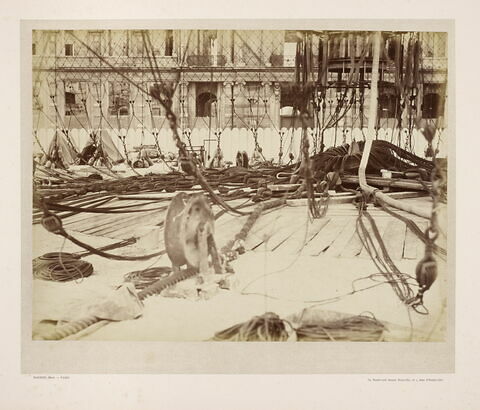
[25,21,452,371]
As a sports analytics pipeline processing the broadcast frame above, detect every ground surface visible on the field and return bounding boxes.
[31,194,448,342]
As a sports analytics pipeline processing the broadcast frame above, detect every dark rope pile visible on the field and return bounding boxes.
[32,252,94,282]
[34,170,195,202]
[309,140,434,176]
[33,139,434,210]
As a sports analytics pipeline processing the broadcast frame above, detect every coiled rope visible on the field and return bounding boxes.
[32,252,93,282]
[295,313,385,342]
[212,311,385,342]
[213,312,290,341]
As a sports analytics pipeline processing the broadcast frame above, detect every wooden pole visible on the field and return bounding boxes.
[358,31,430,219]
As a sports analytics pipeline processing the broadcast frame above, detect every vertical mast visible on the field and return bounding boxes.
[358,31,429,219]
[358,31,381,189]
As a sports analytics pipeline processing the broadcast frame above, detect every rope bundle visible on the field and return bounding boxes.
[312,140,434,176]
[213,312,385,342]
[32,252,94,282]
[355,196,417,305]
[213,312,290,341]
[295,314,385,342]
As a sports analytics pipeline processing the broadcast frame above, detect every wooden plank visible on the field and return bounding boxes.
[62,199,143,229]
[286,192,428,208]
[43,196,119,223]
[215,211,247,229]
[341,175,431,191]
[404,221,429,260]
[116,191,201,200]
[89,208,167,237]
[264,213,319,251]
[403,226,420,260]
[357,217,391,259]
[316,208,427,222]
[381,219,407,261]
[321,218,357,257]
[105,210,168,239]
[80,204,163,233]
[287,195,355,207]
[66,199,165,231]
[304,218,351,256]
[110,203,250,243]
[60,198,130,226]
[251,213,297,251]
[214,216,249,249]
[339,220,365,258]
[241,210,283,250]
[244,211,291,251]
[273,216,330,254]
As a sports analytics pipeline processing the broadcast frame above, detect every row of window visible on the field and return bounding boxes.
[32,31,447,60]
[35,79,444,119]
[377,93,443,119]
[32,30,174,57]
[62,83,167,116]
[62,85,218,117]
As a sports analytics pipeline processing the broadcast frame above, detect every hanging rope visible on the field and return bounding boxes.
[354,192,419,308]
[70,31,249,216]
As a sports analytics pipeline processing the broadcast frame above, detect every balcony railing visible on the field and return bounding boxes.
[186,55,227,67]
[33,55,179,70]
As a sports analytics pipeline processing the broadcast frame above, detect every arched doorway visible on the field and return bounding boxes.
[196,91,217,117]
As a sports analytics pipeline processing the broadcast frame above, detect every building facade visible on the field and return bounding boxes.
[32,29,448,160]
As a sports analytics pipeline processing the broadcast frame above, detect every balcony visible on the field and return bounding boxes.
[32,55,179,71]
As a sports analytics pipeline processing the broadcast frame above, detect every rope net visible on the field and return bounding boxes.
[32,29,448,164]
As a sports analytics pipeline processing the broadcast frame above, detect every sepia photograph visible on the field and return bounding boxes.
[23,20,454,375]
[0,0,476,402]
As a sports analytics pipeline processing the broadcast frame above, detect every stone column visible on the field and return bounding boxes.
[54,79,65,132]
[233,80,246,128]
[83,81,94,133]
[102,80,109,124]
[171,80,180,125]
[261,81,272,128]
[187,82,196,129]
[143,88,153,132]
[224,30,232,66]
[225,30,233,65]
[180,30,189,64]
[178,80,189,130]
[222,81,234,128]
[272,82,281,130]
